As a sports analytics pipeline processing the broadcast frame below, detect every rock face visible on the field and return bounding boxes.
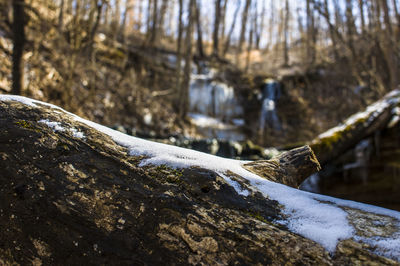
[0,97,399,265]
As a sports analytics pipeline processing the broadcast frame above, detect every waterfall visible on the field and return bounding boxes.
[187,62,244,140]
[189,65,242,120]
[259,79,282,133]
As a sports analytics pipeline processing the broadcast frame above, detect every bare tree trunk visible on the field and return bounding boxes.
[146,0,153,34]
[87,0,104,54]
[149,0,159,46]
[175,0,184,111]
[194,0,204,58]
[333,0,343,31]
[58,0,65,31]
[120,0,134,42]
[255,0,266,49]
[179,0,195,119]
[111,0,121,40]
[220,0,228,44]
[237,0,251,63]
[306,0,315,64]
[213,0,222,56]
[267,0,274,51]
[358,0,366,35]
[311,90,400,165]
[245,29,253,72]
[167,0,175,36]
[380,0,398,89]
[323,0,340,60]
[223,0,240,56]
[137,0,143,31]
[392,0,400,41]
[157,0,168,40]
[12,0,25,95]
[297,5,304,39]
[283,0,290,66]
[345,0,357,50]
[103,1,109,27]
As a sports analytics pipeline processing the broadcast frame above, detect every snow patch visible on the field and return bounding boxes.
[189,113,231,129]
[38,119,65,132]
[2,95,400,259]
[0,95,38,107]
[39,119,85,139]
[317,90,400,140]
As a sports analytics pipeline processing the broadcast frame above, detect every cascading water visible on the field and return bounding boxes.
[259,79,282,134]
[189,67,242,119]
[188,63,244,140]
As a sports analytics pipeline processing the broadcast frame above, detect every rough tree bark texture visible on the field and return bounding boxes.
[0,99,398,265]
[311,90,400,165]
[244,146,321,188]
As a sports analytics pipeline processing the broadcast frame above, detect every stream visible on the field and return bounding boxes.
[301,125,400,211]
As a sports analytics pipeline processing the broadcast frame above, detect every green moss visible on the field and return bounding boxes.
[148,164,184,184]
[15,120,41,133]
[155,164,183,177]
[16,120,33,129]
[246,211,268,223]
[311,117,368,154]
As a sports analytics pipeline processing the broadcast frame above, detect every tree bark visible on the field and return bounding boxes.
[120,0,134,42]
[11,0,25,95]
[283,0,290,66]
[174,0,184,112]
[323,0,340,60]
[306,0,315,64]
[358,0,366,35]
[220,0,228,45]
[149,0,159,46]
[310,90,400,165]
[0,97,399,265]
[255,0,265,50]
[244,146,321,188]
[157,0,168,41]
[58,0,65,31]
[223,0,240,56]
[380,0,398,90]
[194,0,204,58]
[179,0,194,119]
[212,0,222,56]
[237,0,251,63]
[87,0,104,55]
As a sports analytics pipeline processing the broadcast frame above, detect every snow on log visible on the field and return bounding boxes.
[310,89,400,165]
[0,95,400,265]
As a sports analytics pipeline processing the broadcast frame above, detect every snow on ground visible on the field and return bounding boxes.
[189,113,233,129]
[2,95,400,260]
[232,118,245,126]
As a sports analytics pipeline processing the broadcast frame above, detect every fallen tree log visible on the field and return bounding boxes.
[0,96,400,265]
[310,90,400,165]
[244,146,321,188]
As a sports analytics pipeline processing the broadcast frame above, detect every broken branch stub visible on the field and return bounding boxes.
[244,145,321,188]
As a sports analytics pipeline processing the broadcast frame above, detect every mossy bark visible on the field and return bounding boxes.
[310,90,400,165]
[0,99,398,265]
